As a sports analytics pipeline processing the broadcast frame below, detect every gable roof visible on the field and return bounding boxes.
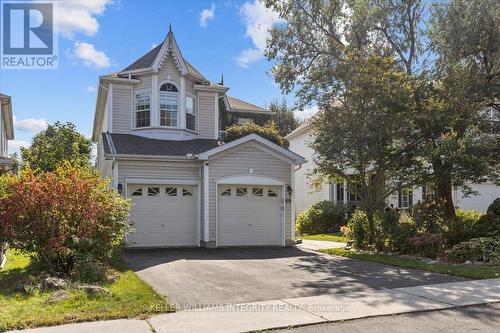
[285,122,310,140]
[0,93,14,140]
[122,43,162,72]
[225,96,271,114]
[102,133,219,157]
[198,133,306,165]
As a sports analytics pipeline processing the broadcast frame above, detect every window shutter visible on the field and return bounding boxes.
[409,190,413,207]
[398,189,402,208]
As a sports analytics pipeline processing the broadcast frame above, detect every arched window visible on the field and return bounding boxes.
[160,82,179,127]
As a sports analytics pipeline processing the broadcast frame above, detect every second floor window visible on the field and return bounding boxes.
[160,83,178,127]
[186,96,196,131]
[135,93,151,128]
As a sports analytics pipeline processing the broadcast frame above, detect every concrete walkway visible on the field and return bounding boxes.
[9,278,500,333]
[297,239,346,250]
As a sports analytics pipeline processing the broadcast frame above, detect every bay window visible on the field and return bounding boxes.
[160,83,178,127]
[186,95,196,131]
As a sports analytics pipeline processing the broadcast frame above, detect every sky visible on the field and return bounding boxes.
[0,0,317,156]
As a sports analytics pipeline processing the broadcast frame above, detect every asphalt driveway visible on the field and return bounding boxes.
[123,246,465,306]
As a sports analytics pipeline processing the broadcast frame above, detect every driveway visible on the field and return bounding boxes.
[123,246,465,306]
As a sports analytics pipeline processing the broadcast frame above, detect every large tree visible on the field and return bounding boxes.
[265,0,499,223]
[310,54,420,243]
[21,122,93,172]
[267,98,301,136]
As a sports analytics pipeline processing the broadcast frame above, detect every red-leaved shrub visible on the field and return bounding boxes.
[0,164,130,278]
[409,232,443,258]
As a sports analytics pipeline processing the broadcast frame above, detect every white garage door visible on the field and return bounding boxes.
[218,185,283,246]
[127,184,197,247]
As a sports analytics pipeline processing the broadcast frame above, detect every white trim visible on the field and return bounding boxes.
[203,162,210,243]
[133,90,152,129]
[125,177,199,185]
[198,134,306,164]
[151,74,159,127]
[216,174,285,186]
[214,93,219,139]
[112,161,118,189]
[101,76,141,84]
[152,31,188,75]
[180,77,186,129]
[285,122,311,140]
[291,166,296,242]
[282,184,286,246]
[108,83,113,132]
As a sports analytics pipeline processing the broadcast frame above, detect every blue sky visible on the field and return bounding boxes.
[1,0,312,156]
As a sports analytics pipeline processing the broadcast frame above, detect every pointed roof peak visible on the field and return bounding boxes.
[169,23,172,32]
[219,73,224,86]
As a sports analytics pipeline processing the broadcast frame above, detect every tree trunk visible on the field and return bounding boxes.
[432,158,456,222]
[437,177,456,222]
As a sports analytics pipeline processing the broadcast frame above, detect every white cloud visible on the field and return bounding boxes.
[8,140,30,156]
[73,42,110,69]
[13,116,48,134]
[295,105,319,121]
[236,0,283,67]
[200,3,216,28]
[57,0,113,39]
[87,85,97,93]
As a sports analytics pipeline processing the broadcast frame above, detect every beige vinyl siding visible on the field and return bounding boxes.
[208,143,292,243]
[158,56,181,86]
[118,160,201,185]
[112,84,132,134]
[134,74,152,91]
[198,92,216,139]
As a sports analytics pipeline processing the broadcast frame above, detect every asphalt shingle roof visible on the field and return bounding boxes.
[103,133,219,157]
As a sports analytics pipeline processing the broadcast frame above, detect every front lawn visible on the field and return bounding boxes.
[300,232,347,243]
[0,250,171,331]
[321,248,500,280]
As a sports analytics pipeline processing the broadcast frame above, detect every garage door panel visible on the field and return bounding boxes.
[127,184,197,248]
[218,185,283,246]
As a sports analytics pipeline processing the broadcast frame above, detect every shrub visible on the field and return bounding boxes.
[391,213,418,253]
[473,198,500,238]
[444,209,482,247]
[296,201,345,235]
[412,199,445,233]
[444,237,500,264]
[0,164,131,279]
[409,233,443,258]
[225,122,289,148]
[347,210,369,249]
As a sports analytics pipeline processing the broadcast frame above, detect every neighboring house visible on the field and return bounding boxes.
[92,28,305,248]
[287,122,499,215]
[0,93,14,173]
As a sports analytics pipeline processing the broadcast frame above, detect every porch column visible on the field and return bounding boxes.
[343,180,348,205]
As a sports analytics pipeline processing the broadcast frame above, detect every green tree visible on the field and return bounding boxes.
[267,99,301,136]
[225,122,289,148]
[310,54,420,244]
[21,122,92,172]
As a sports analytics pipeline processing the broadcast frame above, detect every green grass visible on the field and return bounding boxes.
[321,248,500,280]
[0,250,171,332]
[300,232,347,243]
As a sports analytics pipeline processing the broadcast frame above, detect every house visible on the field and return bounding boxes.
[286,122,499,215]
[92,28,305,248]
[0,93,14,173]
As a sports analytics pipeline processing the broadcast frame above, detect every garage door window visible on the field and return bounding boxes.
[221,188,231,196]
[236,187,247,196]
[148,187,160,196]
[182,188,193,197]
[131,188,143,196]
[267,189,278,197]
[166,187,177,197]
[252,187,264,197]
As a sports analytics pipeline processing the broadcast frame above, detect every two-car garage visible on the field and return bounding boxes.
[126,182,285,248]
